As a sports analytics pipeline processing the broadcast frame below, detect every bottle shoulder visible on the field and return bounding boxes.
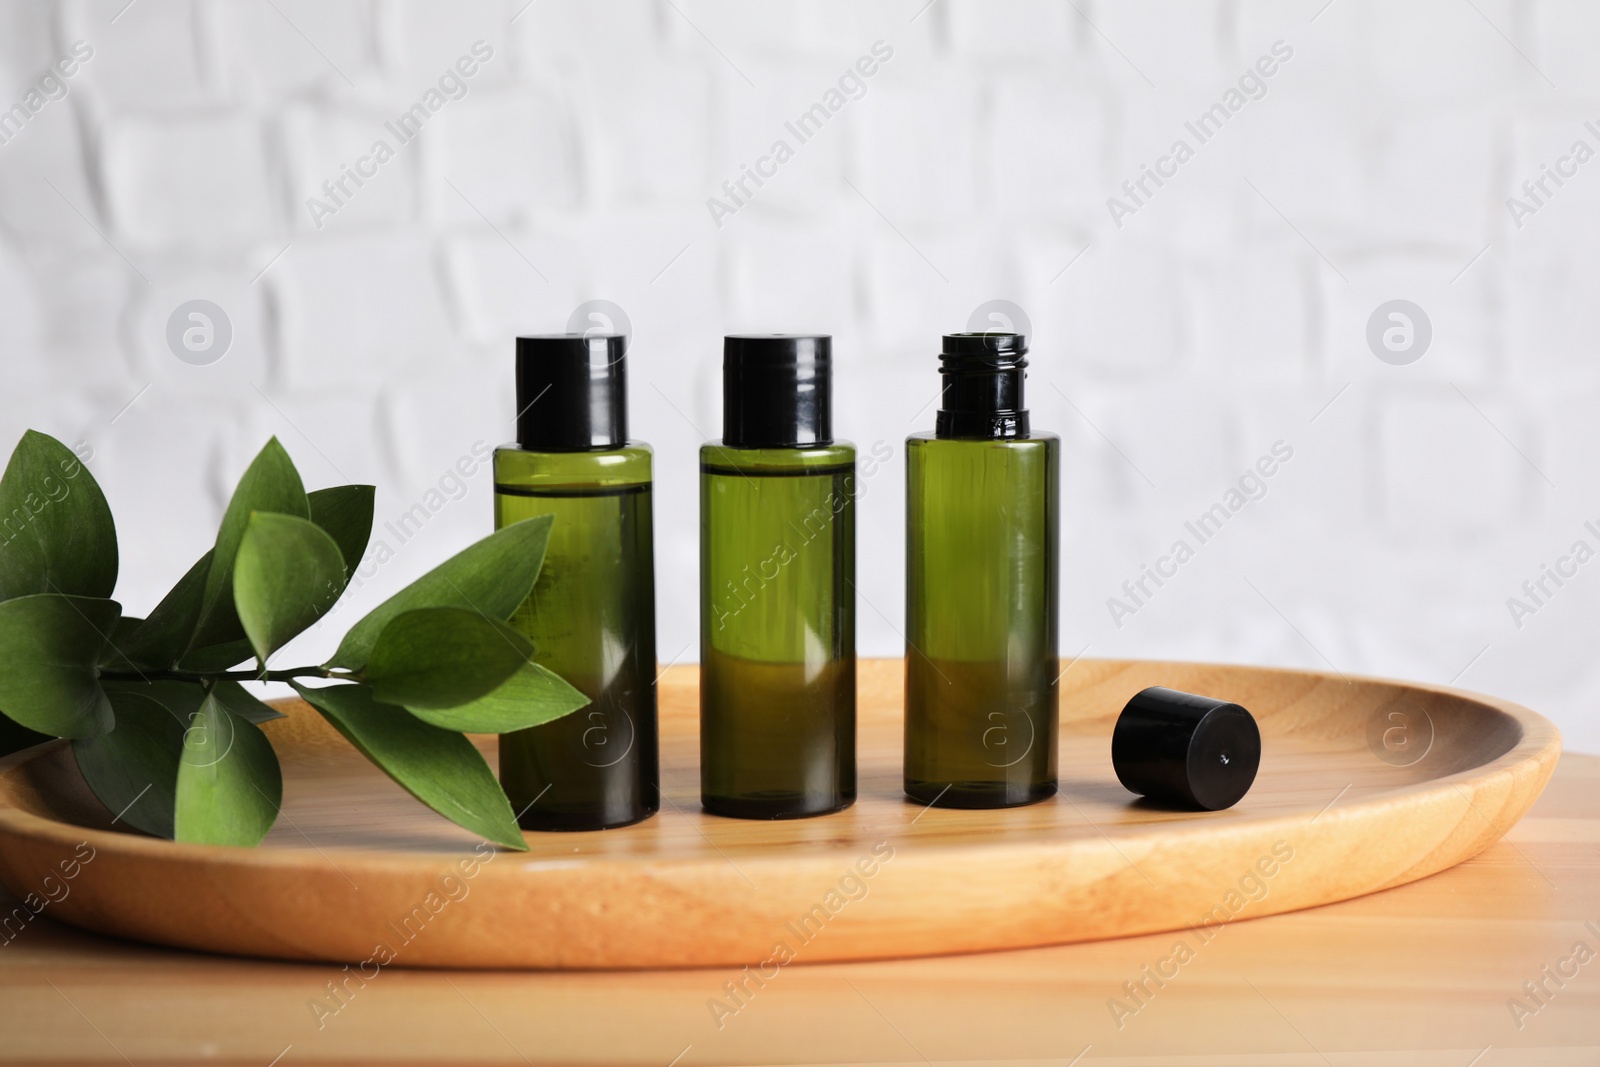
[494,441,652,488]
[701,440,855,473]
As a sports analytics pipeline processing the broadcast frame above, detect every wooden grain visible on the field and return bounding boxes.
[0,658,1561,974]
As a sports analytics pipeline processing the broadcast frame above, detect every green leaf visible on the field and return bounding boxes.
[291,682,525,851]
[234,512,348,665]
[0,430,117,603]
[408,660,590,733]
[212,680,286,724]
[117,551,210,670]
[102,675,284,727]
[73,689,186,838]
[177,639,254,673]
[328,515,553,670]
[308,485,375,579]
[173,692,282,847]
[0,594,119,738]
[97,613,145,672]
[106,678,203,717]
[192,439,309,650]
[364,607,531,710]
[79,683,279,837]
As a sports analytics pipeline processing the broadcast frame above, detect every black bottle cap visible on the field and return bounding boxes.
[722,334,831,448]
[515,334,628,451]
[1111,687,1261,811]
[936,332,1029,439]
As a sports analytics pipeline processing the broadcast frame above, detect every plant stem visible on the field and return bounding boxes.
[99,666,347,684]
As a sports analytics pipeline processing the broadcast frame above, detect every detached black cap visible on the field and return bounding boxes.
[516,334,627,451]
[937,332,1029,439]
[722,334,831,448]
[1112,687,1261,811]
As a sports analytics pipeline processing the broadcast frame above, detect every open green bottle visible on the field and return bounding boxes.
[700,335,856,819]
[904,332,1059,808]
[494,334,659,831]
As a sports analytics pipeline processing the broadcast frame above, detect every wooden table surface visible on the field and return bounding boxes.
[1,747,1595,1066]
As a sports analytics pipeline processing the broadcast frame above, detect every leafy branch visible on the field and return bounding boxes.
[0,431,591,850]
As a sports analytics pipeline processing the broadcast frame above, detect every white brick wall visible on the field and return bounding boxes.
[3,0,1599,752]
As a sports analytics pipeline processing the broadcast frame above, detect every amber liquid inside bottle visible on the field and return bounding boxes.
[700,444,856,819]
[495,444,658,830]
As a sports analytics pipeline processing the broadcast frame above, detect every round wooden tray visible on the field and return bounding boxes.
[0,658,1560,970]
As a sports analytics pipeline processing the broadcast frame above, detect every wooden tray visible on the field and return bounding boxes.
[0,658,1560,970]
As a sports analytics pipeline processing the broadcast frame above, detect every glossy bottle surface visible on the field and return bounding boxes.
[494,444,658,830]
[905,432,1059,807]
[700,442,856,819]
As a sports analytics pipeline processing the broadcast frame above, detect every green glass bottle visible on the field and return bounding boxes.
[905,332,1059,808]
[701,335,855,819]
[494,334,658,831]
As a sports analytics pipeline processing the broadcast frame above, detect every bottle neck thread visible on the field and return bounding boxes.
[934,333,1029,440]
